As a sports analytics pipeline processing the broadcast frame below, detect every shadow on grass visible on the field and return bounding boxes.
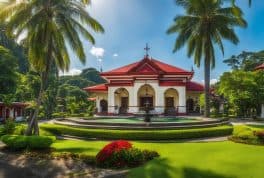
[129,158,237,178]
[182,167,237,178]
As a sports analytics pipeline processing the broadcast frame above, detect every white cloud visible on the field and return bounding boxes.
[90,46,105,58]
[201,79,218,85]
[113,53,118,57]
[59,68,82,76]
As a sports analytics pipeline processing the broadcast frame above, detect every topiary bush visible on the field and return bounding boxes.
[27,135,55,149]
[40,124,233,140]
[96,140,159,168]
[1,135,55,150]
[1,135,28,150]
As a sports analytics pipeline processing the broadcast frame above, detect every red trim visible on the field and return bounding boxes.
[159,81,186,86]
[255,63,264,71]
[186,81,204,91]
[0,102,27,107]
[101,57,193,76]
[83,84,108,92]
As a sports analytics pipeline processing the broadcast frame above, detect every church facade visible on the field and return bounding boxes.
[84,56,204,116]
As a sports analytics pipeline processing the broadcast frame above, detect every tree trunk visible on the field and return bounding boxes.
[25,74,44,135]
[204,57,211,118]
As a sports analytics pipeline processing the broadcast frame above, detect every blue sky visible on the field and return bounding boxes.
[65,0,264,83]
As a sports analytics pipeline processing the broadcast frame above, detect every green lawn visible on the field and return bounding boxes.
[51,140,264,178]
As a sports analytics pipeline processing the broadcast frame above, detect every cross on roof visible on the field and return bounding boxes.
[144,43,150,57]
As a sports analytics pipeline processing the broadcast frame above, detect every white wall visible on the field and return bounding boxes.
[95,80,187,114]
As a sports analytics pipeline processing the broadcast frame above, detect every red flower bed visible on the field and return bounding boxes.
[96,140,132,163]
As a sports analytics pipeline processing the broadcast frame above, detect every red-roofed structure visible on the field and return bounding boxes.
[84,56,204,116]
[255,63,264,71]
[0,102,28,122]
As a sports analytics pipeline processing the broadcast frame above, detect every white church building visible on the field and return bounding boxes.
[84,55,204,116]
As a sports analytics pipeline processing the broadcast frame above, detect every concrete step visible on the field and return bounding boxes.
[53,120,230,130]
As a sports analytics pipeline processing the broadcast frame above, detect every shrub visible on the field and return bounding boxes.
[229,125,264,145]
[13,125,26,135]
[2,118,16,135]
[253,130,264,141]
[142,150,159,161]
[1,135,28,150]
[96,140,158,168]
[1,135,55,150]
[40,124,233,140]
[96,140,132,163]
[52,112,66,118]
[27,136,55,149]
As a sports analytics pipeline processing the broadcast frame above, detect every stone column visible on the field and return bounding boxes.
[108,87,115,114]
[96,97,100,113]
[127,87,137,113]
[156,88,165,114]
[178,86,186,114]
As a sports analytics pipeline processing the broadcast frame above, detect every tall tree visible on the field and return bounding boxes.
[224,50,264,71]
[0,46,18,96]
[0,0,104,135]
[167,0,247,117]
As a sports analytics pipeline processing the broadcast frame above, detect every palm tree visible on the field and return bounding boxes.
[0,0,104,135]
[167,0,247,117]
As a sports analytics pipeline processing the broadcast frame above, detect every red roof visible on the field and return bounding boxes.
[0,102,28,107]
[186,81,204,91]
[101,57,193,76]
[83,84,108,92]
[255,63,264,71]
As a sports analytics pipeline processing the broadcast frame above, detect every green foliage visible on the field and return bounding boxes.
[224,50,264,71]
[2,118,16,135]
[1,135,28,150]
[167,0,247,117]
[40,124,233,140]
[0,23,28,73]
[80,68,106,84]
[13,124,26,135]
[0,46,18,95]
[1,135,55,150]
[217,70,264,117]
[27,135,55,149]
[230,125,264,145]
[98,148,145,168]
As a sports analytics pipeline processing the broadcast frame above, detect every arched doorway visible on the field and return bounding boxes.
[100,100,108,113]
[186,98,194,113]
[137,84,155,111]
[164,88,179,115]
[114,88,129,114]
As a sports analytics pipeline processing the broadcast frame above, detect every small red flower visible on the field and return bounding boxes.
[96,140,132,163]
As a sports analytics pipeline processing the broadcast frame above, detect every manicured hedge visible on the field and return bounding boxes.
[1,135,56,150]
[40,124,233,140]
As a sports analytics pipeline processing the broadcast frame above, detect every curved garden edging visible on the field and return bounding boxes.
[53,118,230,130]
[40,124,233,140]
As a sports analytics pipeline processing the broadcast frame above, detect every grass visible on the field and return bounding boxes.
[51,139,264,178]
